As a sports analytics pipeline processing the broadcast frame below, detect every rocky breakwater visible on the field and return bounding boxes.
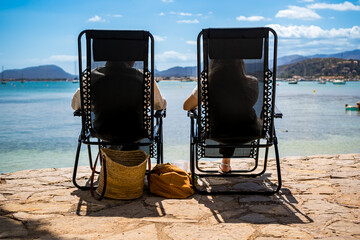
[0,153,359,239]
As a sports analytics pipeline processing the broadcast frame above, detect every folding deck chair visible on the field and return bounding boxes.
[73,30,165,190]
[188,27,282,194]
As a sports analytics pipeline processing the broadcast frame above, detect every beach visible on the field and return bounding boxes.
[1,153,359,239]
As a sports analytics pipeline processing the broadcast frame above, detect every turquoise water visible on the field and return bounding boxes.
[0,80,359,174]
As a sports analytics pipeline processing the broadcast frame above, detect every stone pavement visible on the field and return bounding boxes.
[0,153,359,239]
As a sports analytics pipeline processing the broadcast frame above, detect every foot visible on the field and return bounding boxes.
[219,162,231,174]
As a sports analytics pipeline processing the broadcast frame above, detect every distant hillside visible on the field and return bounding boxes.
[157,66,196,77]
[1,65,75,79]
[2,49,359,79]
[310,49,360,60]
[278,49,360,66]
[278,58,360,78]
[277,55,309,66]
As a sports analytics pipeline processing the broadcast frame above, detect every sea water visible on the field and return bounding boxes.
[0,81,359,174]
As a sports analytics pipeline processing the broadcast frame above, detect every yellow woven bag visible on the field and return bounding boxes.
[91,148,149,200]
[149,163,195,199]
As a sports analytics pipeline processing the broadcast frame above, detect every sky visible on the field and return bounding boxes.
[0,0,360,73]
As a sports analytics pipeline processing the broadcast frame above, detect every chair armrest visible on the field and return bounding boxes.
[187,108,198,118]
[155,109,166,118]
[274,105,283,119]
[73,109,82,117]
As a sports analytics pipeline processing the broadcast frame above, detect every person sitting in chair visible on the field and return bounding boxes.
[183,59,261,173]
[72,61,166,111]
[72,61,167,143]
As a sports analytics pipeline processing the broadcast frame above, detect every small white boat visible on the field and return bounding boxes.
[318,80,326,84]
[288,80,298,84]
[72,80,79,83]
[333,79,345,84]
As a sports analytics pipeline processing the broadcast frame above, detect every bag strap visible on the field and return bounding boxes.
[90,150,106,201]
[147,155,152,183]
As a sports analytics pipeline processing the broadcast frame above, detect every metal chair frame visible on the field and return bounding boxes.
[189,27,282,195]
[72,30,165,190]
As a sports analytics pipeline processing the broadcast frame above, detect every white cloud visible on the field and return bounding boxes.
[159,12,165,16]
[186,41,197,45]
[49,55,77,62]
[177,19,199,24]
[267,24,360,39]
[308,1,360,11]
[275,6,321,20]
[112,14,123,18]
[88,15,106,22]
[161,0,173,2]
[156,51,188,61]
[179,12,192,16]
[154,35,167,42]
[298,0,314,2]
[236,16,267,22]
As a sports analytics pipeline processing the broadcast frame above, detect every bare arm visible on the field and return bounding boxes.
[183,90,198,111]
[71,88,81,110]
[154,82,167,110]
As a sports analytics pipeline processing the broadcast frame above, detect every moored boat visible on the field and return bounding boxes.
[345,102,360,111]
[333,79,345,84]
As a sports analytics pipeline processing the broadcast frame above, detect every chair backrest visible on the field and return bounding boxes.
[77,30,155,142]
[197,28,277,145]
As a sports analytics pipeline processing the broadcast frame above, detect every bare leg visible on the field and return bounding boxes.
[220,158,231,172]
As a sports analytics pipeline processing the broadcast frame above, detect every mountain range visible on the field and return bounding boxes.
[278,57,360,78]
[1,49,360,79]
[1,65,75,80]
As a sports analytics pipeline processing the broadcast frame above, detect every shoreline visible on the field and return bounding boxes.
[1,79,360,83]
[1,153,359,176]
[1,153,359,239]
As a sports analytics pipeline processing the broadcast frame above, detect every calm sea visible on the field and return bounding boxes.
[0,80,359,174]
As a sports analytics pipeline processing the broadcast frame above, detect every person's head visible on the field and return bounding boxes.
[105,61,135,68]
[209,59,246,77]
[357,102,360,107]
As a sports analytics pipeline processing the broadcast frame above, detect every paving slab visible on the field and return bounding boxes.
[0,154,360,239]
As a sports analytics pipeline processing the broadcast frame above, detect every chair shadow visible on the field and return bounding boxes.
[70,179,165,218]
[196,187,313,224]
[71,176,312,224]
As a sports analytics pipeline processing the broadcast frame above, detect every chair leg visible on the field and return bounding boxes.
[87,144,93,170]
[72,140,90,190]
[192,141,282,195]
[273,135,282,193]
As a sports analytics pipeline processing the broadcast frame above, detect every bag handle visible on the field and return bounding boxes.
[90,150,106,201]
[147,155,152,183]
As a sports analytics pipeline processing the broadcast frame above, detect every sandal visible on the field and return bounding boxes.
[218,162,232,174]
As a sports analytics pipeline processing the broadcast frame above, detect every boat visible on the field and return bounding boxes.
[72,79,79,83]
[318,80,326,84]
[333,79,346,84]
[1,80,6,84]
[288,80,298,84]
[345,102,360,111]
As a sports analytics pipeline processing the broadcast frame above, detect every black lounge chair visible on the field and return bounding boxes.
[188,27,282,194]
[73,30,165,190]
